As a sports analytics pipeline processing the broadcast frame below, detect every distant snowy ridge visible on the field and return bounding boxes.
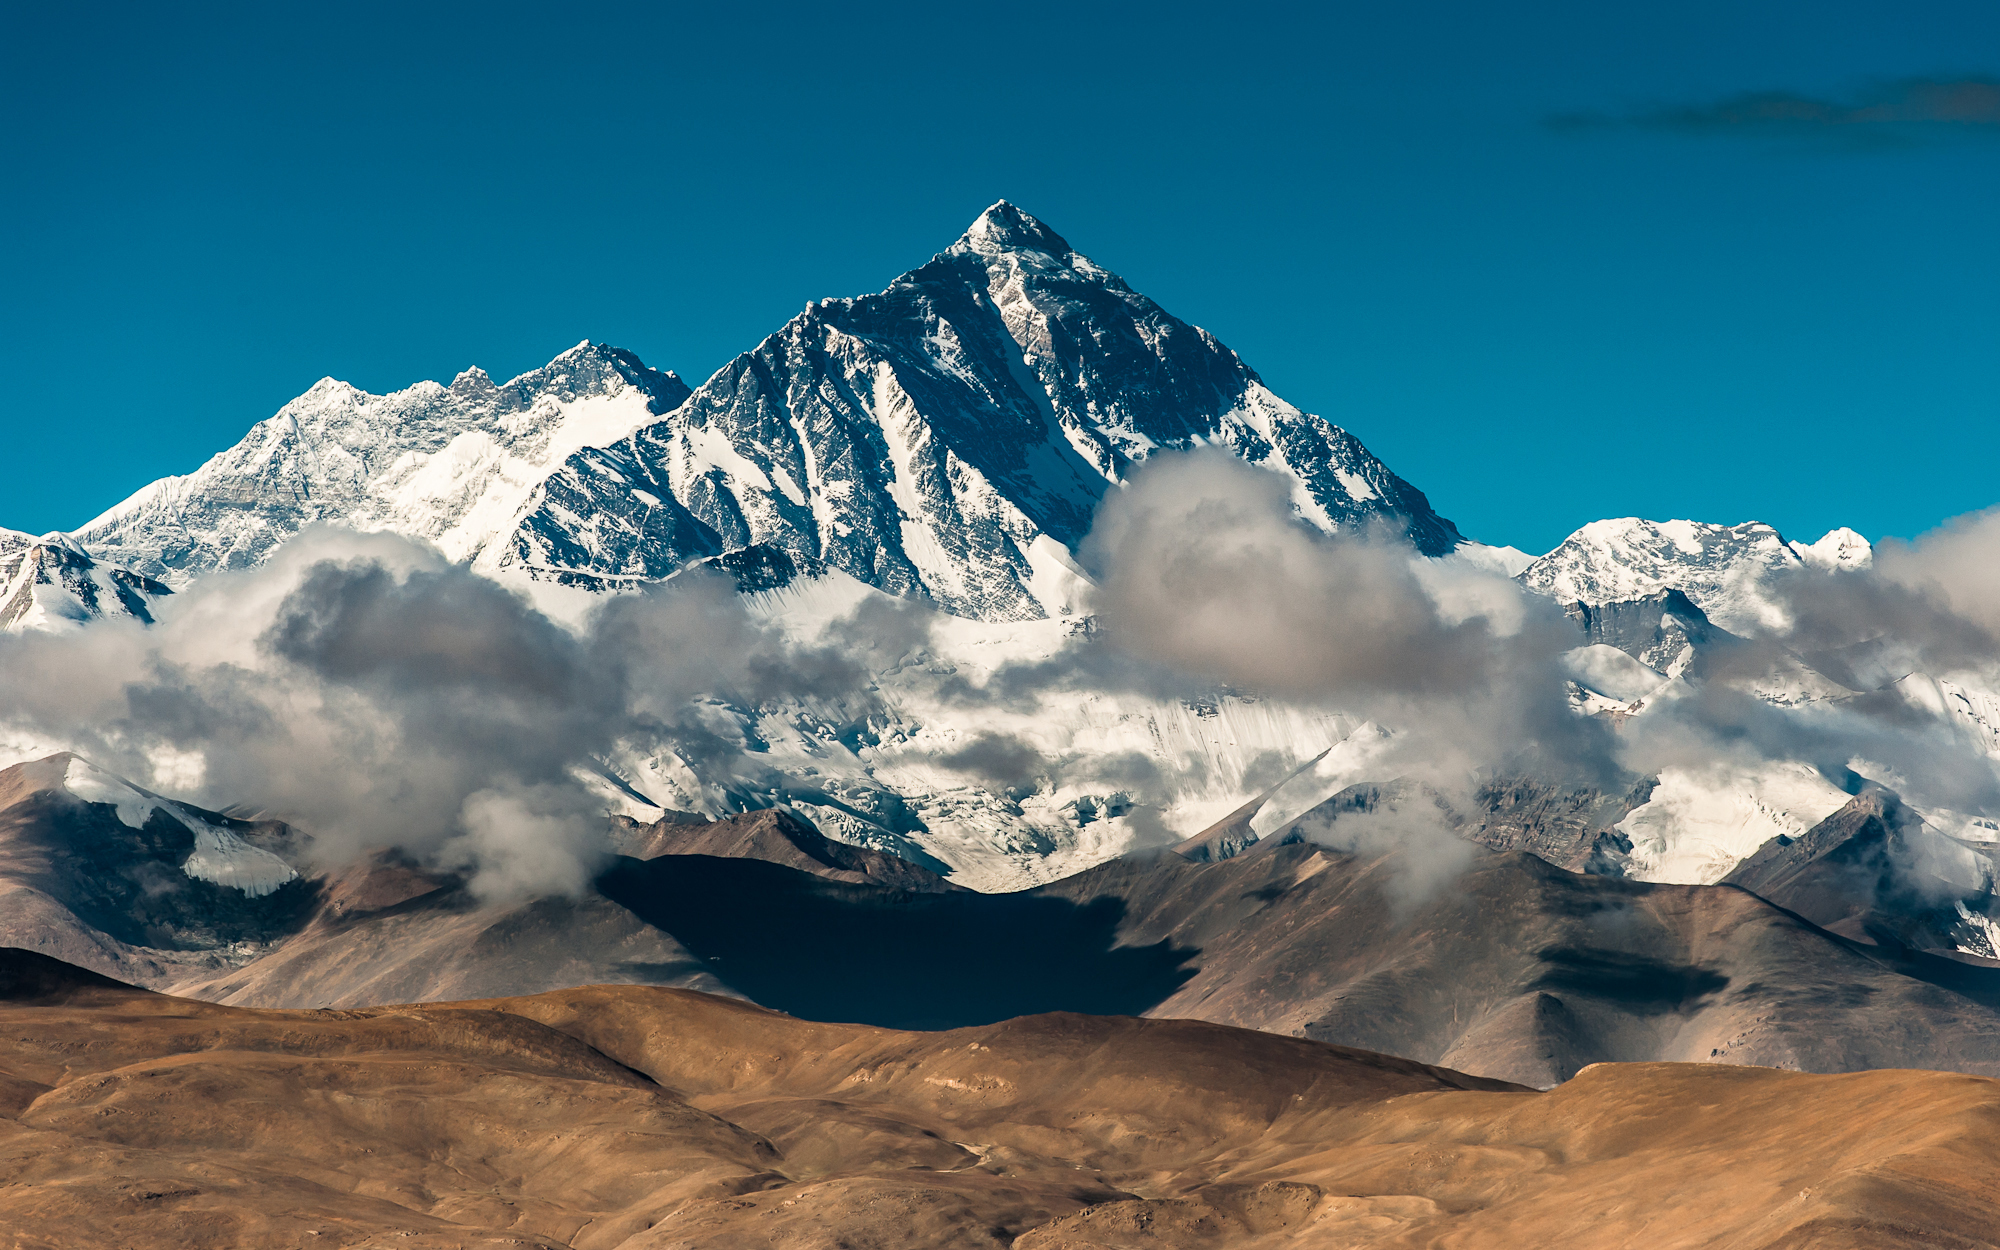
[1518,518,1873,636]
[75,343,691,585]
[0,528,169,632]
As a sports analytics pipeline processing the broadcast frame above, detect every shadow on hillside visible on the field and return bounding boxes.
[598,854,1199,1029]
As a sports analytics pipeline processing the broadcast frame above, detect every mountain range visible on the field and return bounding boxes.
[4,202,1999,1081]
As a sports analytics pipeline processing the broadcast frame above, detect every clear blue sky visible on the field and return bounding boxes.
[4,1,1996,554]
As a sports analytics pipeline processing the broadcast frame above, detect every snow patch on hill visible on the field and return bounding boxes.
[62,757,298,897]
[1618,760,1853,885]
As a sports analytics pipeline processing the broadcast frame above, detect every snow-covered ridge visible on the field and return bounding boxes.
[588,567,1362,892]
[496,202,1462,620]
[74,343,692,585]
[12,205,1992,905]
[59,206,1460,623]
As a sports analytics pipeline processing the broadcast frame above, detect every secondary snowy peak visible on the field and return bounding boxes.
[505,202,1462,619]
[0,528,170,632]
[1793,526,1873,570]
[1519,518,1872,636]
[73,343,692,585]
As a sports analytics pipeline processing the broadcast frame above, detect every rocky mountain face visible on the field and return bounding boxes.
[75,343,692,584]
[0,755,310,985]
[15,745,2000,1096]
[1562,588,1730,677]
[0,529,169,632]
[1723,789,2000,958]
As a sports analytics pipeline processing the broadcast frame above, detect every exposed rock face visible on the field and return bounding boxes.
[5,950,1999,1250]
[1459,778,1652,873]
[1724,789,2000,957]
[1175,770,1648,877]
[74,343,693,583]
[1562,587,1731,676]
[610,807,963,893]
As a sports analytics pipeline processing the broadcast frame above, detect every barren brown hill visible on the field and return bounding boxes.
[0,753,317,985]
[1724,789,2000,957]
[0,756,736,1006]
[611,805,963,892]
[595,841,2000,1086]
[2,948,1997,1250]
[166,805,962,1008]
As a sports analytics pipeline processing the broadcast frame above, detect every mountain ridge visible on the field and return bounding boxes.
[64,203,1462,621]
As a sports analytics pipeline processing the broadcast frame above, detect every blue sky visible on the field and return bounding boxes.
[3,1,1995,554]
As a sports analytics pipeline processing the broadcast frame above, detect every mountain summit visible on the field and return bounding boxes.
[503,201,1461,618]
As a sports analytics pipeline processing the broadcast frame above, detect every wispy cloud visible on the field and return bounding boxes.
[1550,77,2000,149]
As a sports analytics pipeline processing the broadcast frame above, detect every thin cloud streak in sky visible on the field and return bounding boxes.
[1550,76,2000,148]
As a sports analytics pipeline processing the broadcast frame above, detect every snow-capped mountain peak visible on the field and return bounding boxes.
[60,208,1459,620]
[954,200,1076,261]
[1793,526,1873,570]
[497,204,1463,619]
